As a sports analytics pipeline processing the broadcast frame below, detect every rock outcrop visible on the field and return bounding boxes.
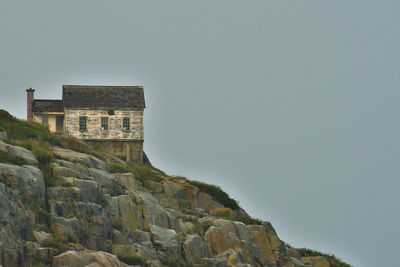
[0,121,350,267]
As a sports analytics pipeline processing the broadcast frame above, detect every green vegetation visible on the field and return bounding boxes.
[188,180,239,210]
[117,255,146,266]
[0,150,27,165]
[0,110,59,144]
[298,248,352,267]
[109,162,163,182]
[234,215,262,225]
[178,199,193,209]
[31,141,54,164]
[192,220,213,236]
[41,226,78,252]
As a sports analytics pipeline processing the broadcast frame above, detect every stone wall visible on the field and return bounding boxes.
[65,109,144,141]
[85,140,144,163]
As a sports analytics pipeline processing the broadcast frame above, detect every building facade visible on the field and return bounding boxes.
[27,85,145,163]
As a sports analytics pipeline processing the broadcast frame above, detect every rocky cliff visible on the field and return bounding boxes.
[0,110,350,267]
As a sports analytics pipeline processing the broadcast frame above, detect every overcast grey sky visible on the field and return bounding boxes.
[1,1,400,266]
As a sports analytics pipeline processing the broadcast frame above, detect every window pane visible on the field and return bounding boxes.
[123,118,130,131]
[79,116,87,131]
[42,116,48,126]
[101,117,108,130]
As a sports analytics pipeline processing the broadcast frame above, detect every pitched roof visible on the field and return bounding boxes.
[32,100,64,112]
[62,85,145,109]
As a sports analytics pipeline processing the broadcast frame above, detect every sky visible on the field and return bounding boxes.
[1,1,399,266]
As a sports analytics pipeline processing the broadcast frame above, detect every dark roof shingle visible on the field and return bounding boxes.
[33,100,64,112]
[62,85,145,109]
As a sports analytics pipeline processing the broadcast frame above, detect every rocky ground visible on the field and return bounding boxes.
[0,111,350,267]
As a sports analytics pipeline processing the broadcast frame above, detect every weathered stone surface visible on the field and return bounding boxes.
[55,159,90,176]
[52,250,129,267]
[204,226,243,256]
[0,141,38,165]
[32,231,53,243]
[88,168,123,195]
[113,243,157,260]
[143,180,163,193]
[149,224,181,259]
[52,202,111,251]
[113,172,140,191]
[0,163,45,204]
[248,228,280,265]
[54,147,107,171]
[234,221,251,242]
[182,234,208,263]
[134,190,180,231]
[106,194,144,232]
[23,241,58,266]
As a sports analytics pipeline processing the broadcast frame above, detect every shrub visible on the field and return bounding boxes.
[108,163,163,183]
[297,248,352,267]
[210,208,234,218]
[31,142,54,164]
[188,180,239,210]
[117,255,146,265]
[109,163,131,173]
[234,215,262,225]
[178,200,193,209]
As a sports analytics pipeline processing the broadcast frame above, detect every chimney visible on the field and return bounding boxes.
[26,88,35,121]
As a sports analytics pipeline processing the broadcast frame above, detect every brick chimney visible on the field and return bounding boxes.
[26,88,35,121]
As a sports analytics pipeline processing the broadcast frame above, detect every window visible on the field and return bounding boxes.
[42,115,48,126]
[79,116,87,131]
[101,117,108,130]
[122,118,130,131]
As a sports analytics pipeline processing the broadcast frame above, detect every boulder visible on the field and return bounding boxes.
[0,163,45,204]
[106,194,144,232]
[204,226,244,256]
[53,148,107,171]
[55,159,90,176]
[149,224,181,260]
[0,141,38,165]
[112,243,157,260]
[52,250,129,267]
[88,168,123,195]
[113,173,141,192]
[32,231,53,243]
[182,234,208,263]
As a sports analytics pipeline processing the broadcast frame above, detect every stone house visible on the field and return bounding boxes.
[26,85,145,163]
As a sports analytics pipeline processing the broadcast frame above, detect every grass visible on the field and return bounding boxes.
[0,110,60,145]
[188,180,239,210]
[298,248,352,267]
[0,150,27,165]
[117,255,146,266]
[31,141,54,164]
[109,162,163,183]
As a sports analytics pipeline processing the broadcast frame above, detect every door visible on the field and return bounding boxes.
[56,116,64,132]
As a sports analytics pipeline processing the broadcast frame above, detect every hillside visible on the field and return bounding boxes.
[0,110,351,267]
